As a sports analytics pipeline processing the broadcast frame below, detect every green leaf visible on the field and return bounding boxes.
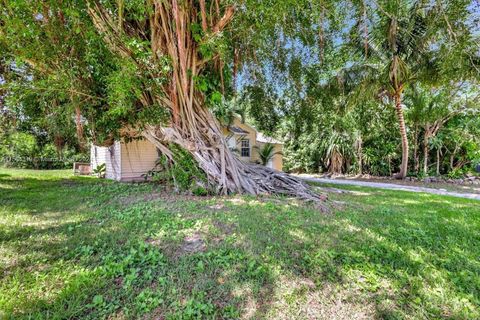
[92,294,104,305]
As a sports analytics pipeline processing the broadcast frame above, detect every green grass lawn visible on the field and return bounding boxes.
[1,168,479,319]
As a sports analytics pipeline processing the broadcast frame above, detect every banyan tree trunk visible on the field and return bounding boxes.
[88,1,326,206]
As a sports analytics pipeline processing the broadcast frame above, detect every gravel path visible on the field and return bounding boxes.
[298,176,480,201]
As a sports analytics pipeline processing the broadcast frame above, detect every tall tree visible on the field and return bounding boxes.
[1,0,325,203]
[354,2,435,178]
[85,0,324,201]
[345,0,478,178]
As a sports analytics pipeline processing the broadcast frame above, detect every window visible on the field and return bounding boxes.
[241,139,250,157]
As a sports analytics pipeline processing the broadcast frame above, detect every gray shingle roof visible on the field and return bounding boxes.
[228,126,249,135]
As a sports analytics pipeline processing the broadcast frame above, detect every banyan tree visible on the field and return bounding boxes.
[82,0,325,203]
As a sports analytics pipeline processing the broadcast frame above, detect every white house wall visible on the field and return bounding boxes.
[90,142,121,180]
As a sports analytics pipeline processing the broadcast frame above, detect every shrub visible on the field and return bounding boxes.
[447,168,465,179]
[143,144,210,193]
[0,132,88,169]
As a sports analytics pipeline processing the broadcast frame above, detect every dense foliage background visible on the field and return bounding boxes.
[232,0,480,177]
[0,0,479,176]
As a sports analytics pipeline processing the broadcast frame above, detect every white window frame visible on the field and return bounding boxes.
[240,139,250,157]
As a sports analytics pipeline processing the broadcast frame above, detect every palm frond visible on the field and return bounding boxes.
[254,143,282,166]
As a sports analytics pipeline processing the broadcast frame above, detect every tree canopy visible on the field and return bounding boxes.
[0,0,479,188]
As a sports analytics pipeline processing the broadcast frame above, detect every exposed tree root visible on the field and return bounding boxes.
[143,126,329,211]
[243,164,328,202]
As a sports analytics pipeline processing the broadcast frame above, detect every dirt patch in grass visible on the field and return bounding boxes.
[107,310,127,320]
[262,275,376,320]
[151,220,236,259]
[299,285,376,320]
[116,192,165,206]
[145,237,163,247]
[211,220,237,246]
[150,231,208,259]
[212,220,236,236]
[208,203,225,210]
[113,277,124,288]
[142,307,164,320]
[180,232,207,254]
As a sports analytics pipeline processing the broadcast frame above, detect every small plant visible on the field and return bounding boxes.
[415,171,427,179]
[192,185,209,196]
[447,168,464,179]
[134,288,163,315]
[93,163,106,178]
[142,158,171,183]
[474,160,480,174]
[254,143,282,166]
[171,292,215,319]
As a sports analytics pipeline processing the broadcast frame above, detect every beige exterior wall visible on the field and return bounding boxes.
[120,139,158,181]
[272,144,283,171]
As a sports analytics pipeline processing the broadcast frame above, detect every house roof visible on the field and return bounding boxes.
[228,125,250,135]
[256,132,283,145]
[228,115,283,144]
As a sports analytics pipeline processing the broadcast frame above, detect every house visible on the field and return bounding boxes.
[90,117,283,181]
[223,116,283,170]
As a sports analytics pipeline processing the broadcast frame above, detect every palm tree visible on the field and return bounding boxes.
[406,84,471,175]
[321,130,354,174]
[346,1,438,178]
[429,135,444,175]
[254,143,282,166]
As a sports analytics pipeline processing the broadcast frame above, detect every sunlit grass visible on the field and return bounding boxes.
[1,168,479,319]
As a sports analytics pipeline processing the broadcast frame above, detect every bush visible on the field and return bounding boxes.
[473,161,480,174]
[143,144,211,194]
[447,168,465,179]
[0,132,88,169]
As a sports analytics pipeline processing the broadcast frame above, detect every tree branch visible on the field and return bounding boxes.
[212,5,235,33]
[199,0,208,32]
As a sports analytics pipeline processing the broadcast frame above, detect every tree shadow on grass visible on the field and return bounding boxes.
[2,174,479,319]
[1,173,205,319]
[23,191,472,319]
[211,194,480,319]
[0,175,114,215]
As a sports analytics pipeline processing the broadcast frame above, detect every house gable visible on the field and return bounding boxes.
[223,117,257,161]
